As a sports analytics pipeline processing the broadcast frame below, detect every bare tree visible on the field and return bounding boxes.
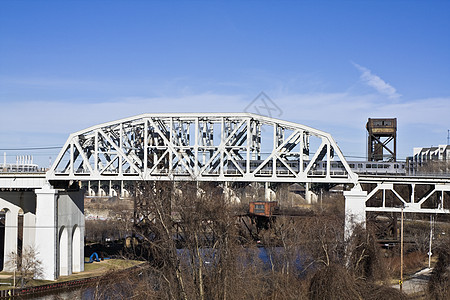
[127,181,277,300]
[6,245,43,287]
[107,182,408,299]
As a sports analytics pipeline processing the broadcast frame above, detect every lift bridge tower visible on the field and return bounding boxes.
[367,118,397,162]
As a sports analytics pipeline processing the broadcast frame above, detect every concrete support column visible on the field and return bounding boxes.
[305,183,318,204]
[22,212,36,251]
[59,227,69,276]
[223,182,229,202]
[35,186,57,280]
[264,182,275,201]
[3,208,18,271]
[344,187,367,239]
[72,226,82,272]
[305,183,311,203]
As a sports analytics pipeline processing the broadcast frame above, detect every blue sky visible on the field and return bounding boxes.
[1,0,449,167]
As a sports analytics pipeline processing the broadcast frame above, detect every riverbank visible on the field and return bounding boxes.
[0,258,145,298]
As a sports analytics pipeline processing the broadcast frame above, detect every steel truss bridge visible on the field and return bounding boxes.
[43,112,450,215]
[2,112,450,216]
[46,113,357,184]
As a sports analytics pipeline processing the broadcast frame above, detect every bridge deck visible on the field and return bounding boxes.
[359,174,450,184]
[0,173,47,189]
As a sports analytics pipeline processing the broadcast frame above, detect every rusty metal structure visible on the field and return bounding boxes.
[367,118,397,162]
[249,201,278,217]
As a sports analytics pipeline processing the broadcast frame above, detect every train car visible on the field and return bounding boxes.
[228,159,407,176]
[347,161,407,175]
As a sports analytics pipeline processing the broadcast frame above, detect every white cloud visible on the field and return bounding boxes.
[352,62,401,99]
[1,90,449,165]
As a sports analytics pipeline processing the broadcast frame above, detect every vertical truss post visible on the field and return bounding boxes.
[220,117,224,176]
[119,124,123,176]
[202,120,206,166]
[257,123,261,160]
[94,130,98,174]
[195,118,199,176]
[144,120,148,177]
[299,130,304,173]
[246,118,250,174]
[70,142,74,176]
[273,124,277,176]
[326,140,331,179]
[169,118,173,175]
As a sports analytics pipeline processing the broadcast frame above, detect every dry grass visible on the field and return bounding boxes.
[385,251,427,280]
[0,258,144,289]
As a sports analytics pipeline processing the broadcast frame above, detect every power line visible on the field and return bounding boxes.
[0,146,61,151]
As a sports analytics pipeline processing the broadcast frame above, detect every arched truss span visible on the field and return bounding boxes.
[47,113,357,184]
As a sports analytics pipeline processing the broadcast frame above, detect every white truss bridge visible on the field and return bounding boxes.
[1,112,450,216]
[46,113,358,184]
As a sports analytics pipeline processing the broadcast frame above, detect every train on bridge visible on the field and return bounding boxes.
[226,160,407,176]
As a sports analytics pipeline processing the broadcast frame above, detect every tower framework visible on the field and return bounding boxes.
[367,118,397,162]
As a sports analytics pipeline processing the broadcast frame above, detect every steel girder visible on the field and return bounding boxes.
[46,113,358,184]
[359,176,450,214]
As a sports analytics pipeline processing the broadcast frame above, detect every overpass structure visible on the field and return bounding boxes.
[1,113,449,280]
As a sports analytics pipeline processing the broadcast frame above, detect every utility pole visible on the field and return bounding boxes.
[428,215,434,268]
[400,207,404,292]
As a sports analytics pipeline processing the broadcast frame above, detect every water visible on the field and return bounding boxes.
[19,287,94,300]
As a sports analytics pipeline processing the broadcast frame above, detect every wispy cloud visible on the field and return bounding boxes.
[1,88,449,164]
[352,62,401,99]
